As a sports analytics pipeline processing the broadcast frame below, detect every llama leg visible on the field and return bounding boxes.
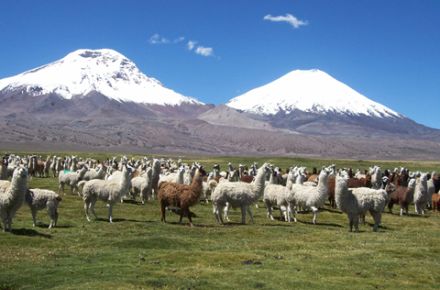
[54,209,58,227]
[283,207,289,222]
[399,207,404,216]
[186,208,194,227]
[218,206,224,224]
[388,201,393,213]
[354,215,359,232]
[223,204,230,222]
[247,206,254,224]
[140,189,145,205]
[371,211,381,232]
[31,208,37,227]
[265,201,274,220]
[290,204,297,223]
[179,208,184,224]
[90,200,98,219]
[47,203,55,228]
[6,213,11,232]
[108,204,113,223]
[160,202,166,223]
[241,205,247,224]
[84,201,91,222]
[289,203,297,223]
[280,206,286,222]
[348,214,353,232]
[311,206,318,224]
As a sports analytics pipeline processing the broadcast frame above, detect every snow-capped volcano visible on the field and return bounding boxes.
[227,69,401,118]
[0,48,202,106]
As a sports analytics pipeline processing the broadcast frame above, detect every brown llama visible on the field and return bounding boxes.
[387,179,416,215]
[158,167,207,227]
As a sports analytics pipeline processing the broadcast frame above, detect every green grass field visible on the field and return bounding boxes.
[0,154,439,289]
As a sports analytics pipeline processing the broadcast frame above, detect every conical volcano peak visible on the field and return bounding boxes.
[227,69,401,118]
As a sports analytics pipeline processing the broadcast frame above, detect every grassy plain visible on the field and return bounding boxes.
[0,153,439,289]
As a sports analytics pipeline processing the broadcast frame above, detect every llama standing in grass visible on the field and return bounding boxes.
[82,163,131,223]
[414,173,429,215]
[151,159,161,199]
[130,167,153,204]
[58,166,88,195]
[387,178,416,216]
[211,163,270,224]
[0,167,28,232]
[25,189,62,229]
[335,170,388,232]
[158,167,207,227]
[263,183,293,222]
[288,167,332,224]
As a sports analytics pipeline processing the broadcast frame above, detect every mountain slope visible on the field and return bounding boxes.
[227,69,400,118]
[0,50,439,159]
[0,48,202,106]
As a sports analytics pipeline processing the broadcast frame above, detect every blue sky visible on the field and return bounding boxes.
[1,0,439,128]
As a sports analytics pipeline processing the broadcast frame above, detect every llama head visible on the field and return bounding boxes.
[13,166,28,179]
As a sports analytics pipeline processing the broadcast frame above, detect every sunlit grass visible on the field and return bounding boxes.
[0,153,439,289]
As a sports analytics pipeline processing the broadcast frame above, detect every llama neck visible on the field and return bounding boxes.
[335,179,350,208]
[9,174,27,200]
[190,173,204,198]
[119,171,131,193]
[317,174,329,193]
[251,167,266,197]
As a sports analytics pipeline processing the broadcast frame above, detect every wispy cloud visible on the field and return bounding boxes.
[263,13,308,28]
[174,36,185,43]
[195,46,214,57]
[187,40,197,51]
[149,33,170,44]
[149,33,214,57]
[187,40,214,57]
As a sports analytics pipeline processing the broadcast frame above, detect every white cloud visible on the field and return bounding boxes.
[187,40,197,51]
[195,46,214,57]
[174,36,185,43]
[149,33,170,44]
[187,40,214,57]
[263,13,308,28]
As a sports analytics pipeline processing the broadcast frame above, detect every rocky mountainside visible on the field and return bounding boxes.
[0,49,439,159]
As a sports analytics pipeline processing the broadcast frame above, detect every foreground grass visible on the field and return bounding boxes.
[0,155,439,289]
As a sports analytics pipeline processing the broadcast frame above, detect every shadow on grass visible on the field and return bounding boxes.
[120,199,144,205]
[261,222,295,227]
[10,228,52,238]
[363,222,392,231]
[36,223,74,229]
[92,217,146,223]
[297,220,343,228]
[321,207,343,214]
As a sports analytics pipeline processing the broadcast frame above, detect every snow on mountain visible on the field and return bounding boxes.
[0,48,202,106]
[227,69,401,118]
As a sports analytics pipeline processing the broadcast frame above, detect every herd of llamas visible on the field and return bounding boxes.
[0,153,439,232]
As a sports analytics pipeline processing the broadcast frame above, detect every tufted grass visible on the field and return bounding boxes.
[0,154,439,289]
